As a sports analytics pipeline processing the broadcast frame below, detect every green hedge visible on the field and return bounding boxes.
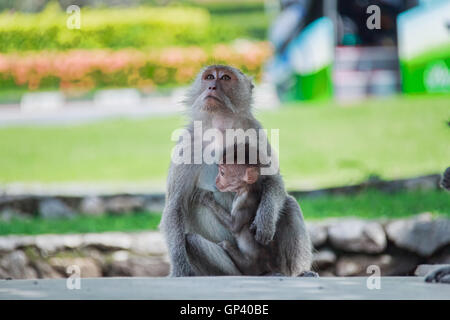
[0,3,269,52]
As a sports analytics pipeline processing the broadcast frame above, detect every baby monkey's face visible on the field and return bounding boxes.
[216,164,259,193]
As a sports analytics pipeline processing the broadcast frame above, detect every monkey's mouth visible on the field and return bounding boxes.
[204,95,223,104]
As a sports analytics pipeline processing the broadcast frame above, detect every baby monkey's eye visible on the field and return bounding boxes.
[220,75,231,80]
[205,74,214,80]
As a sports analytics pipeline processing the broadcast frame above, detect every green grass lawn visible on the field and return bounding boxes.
[0,189,448,236]
[0,95,448,190]
[0,212,162,236]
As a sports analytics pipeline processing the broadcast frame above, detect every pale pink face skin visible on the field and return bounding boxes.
[215,164,259,193]
[199,67,239,111]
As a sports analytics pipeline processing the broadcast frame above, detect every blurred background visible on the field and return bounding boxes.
[0,0,448,279]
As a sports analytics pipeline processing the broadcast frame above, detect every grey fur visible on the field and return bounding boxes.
[198,182,313,276]
[160,65,312,276]
[425,265,450,284]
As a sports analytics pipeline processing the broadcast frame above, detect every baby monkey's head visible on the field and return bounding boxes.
[215,143,260,193]
[216,164,259,193]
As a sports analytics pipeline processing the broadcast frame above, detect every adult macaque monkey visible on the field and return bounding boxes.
[160,65,312,276]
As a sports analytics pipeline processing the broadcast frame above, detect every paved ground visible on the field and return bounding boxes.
[0,277,449,300]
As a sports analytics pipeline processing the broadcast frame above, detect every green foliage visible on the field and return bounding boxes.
[0,96,448,189]
[0,2,269,52]
[0,3,209,51]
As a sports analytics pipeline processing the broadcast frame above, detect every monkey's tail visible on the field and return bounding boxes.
[441,167,450,191]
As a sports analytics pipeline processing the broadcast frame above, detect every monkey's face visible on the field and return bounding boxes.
[201,67,237,112]
[216,164,246,192]
[216,164,259,192]
[188,65,254,115]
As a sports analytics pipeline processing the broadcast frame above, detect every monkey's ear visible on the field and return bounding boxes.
[248,76,255,90]
[243,167,259,184]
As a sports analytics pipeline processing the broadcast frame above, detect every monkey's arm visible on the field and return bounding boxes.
[250,174,286,245]
[197,192,233,229]
[160,163,198,277]
[231,205,254,234]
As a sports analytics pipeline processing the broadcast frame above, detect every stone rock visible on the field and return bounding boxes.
[0,251,37,279]
[31,260,62,279]
[0,208,29,222]
[104,196,145,214]
[112,250,130,262]
[385,213,450,257]
[38,199,76,219]
[48,257,102,278]
[83,232,133,251]
[80,196,105,216]
[35,234,83,253]
[306,222,328,247]
[0,195,38,216]
[335,254,419,276]
[0,236,20,252]
[0,267,10,279]
[404,176,439,191]
[0,235,35,253]
[81,248,106,266]
[328,219,387,253]
[129,232,168,255]
[143,195,166,213]
[313,249,336,269]
[428,247,450,265]
[104,253,169,277]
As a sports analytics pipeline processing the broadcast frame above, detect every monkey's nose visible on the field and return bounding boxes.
[208,86,216,90]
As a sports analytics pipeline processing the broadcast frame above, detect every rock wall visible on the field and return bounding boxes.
[0,232,170,279]
[0,174,441,219]
[309,213,450,276]
[0,213,448,279]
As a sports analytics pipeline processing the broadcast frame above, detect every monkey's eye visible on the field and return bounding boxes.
[220,75,231,80]
[205,74,215,80]
[220,169,224,176]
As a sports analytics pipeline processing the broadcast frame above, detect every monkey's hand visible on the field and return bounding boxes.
[250,214,275,245]
[250,175,285,245]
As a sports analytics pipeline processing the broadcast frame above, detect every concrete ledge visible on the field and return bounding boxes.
[0,277,449,300]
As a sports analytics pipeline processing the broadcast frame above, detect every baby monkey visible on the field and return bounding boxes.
[199,144,273,275]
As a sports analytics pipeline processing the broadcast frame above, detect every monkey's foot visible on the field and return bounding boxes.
[424,266,450,284]
[299,271,319,278]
